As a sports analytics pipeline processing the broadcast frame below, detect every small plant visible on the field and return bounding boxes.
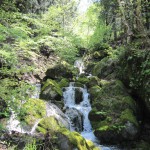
[24,140,37,150]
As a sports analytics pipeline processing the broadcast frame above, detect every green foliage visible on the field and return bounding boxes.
[72,3,111,49]
[24,140,37,150]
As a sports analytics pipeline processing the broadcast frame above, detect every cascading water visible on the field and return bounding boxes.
[63,83,99,143]
[74,59,85,74]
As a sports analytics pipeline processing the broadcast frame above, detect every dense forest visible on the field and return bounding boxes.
[0,0,149,150]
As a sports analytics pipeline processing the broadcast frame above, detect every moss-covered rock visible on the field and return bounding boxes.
[86,140,100,150]
[92,58,117,79]
[74,82,84,88]
[86,62,96,74]
[77,77,90,85]
[20,98,46,127]
[75,88,83,104]
[59,78,69,88]
[118,48,150,115]
[89,85,101,102]
[45,61,76,80]
[86,76,101,88]
[57,128,100,150]
[36,116,62,135]
[40,79,62,101]
[89,80,139,144]
[36,117,100,150]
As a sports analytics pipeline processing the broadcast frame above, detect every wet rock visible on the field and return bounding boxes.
[40,79,62,101]
[75,88,83,104]
[122,121,138,140]
[65,108,83,132]
[46,103,70,129]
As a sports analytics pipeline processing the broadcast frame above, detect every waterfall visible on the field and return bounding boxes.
[74,59,85,74]
[63,82,99,143]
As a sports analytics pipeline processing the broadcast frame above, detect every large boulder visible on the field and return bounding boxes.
[36,116,100,150]
[57,128,100,150]
[40,79,62,101]
[89,80,139,144]
[46,103,70,129]
[45,61,76,80]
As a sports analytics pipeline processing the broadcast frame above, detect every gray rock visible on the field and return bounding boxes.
[65,108,83,132]
[122,121,138,140]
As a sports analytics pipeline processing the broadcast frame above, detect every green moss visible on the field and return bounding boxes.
[42,79,62,96]
[37,126,47,134]
[22,98,46,126]
[120,109,138,126]
[59,128,89,150]
[86,140,101,150]
[77,77,89,84]
[99,79,110,86]
[87,76,101,88]
[59,78,69,88]
[93,51,101,59]
[74,82,84,88]
[98,125,109,131]
[89,85,101,100]
[37,116,62,135]
[92,57,108,76]
[91,121,105,129]
[122,96,136,110]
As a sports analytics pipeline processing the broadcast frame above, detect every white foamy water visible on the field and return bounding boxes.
[7,110,26,133]
[74,59,85,74]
